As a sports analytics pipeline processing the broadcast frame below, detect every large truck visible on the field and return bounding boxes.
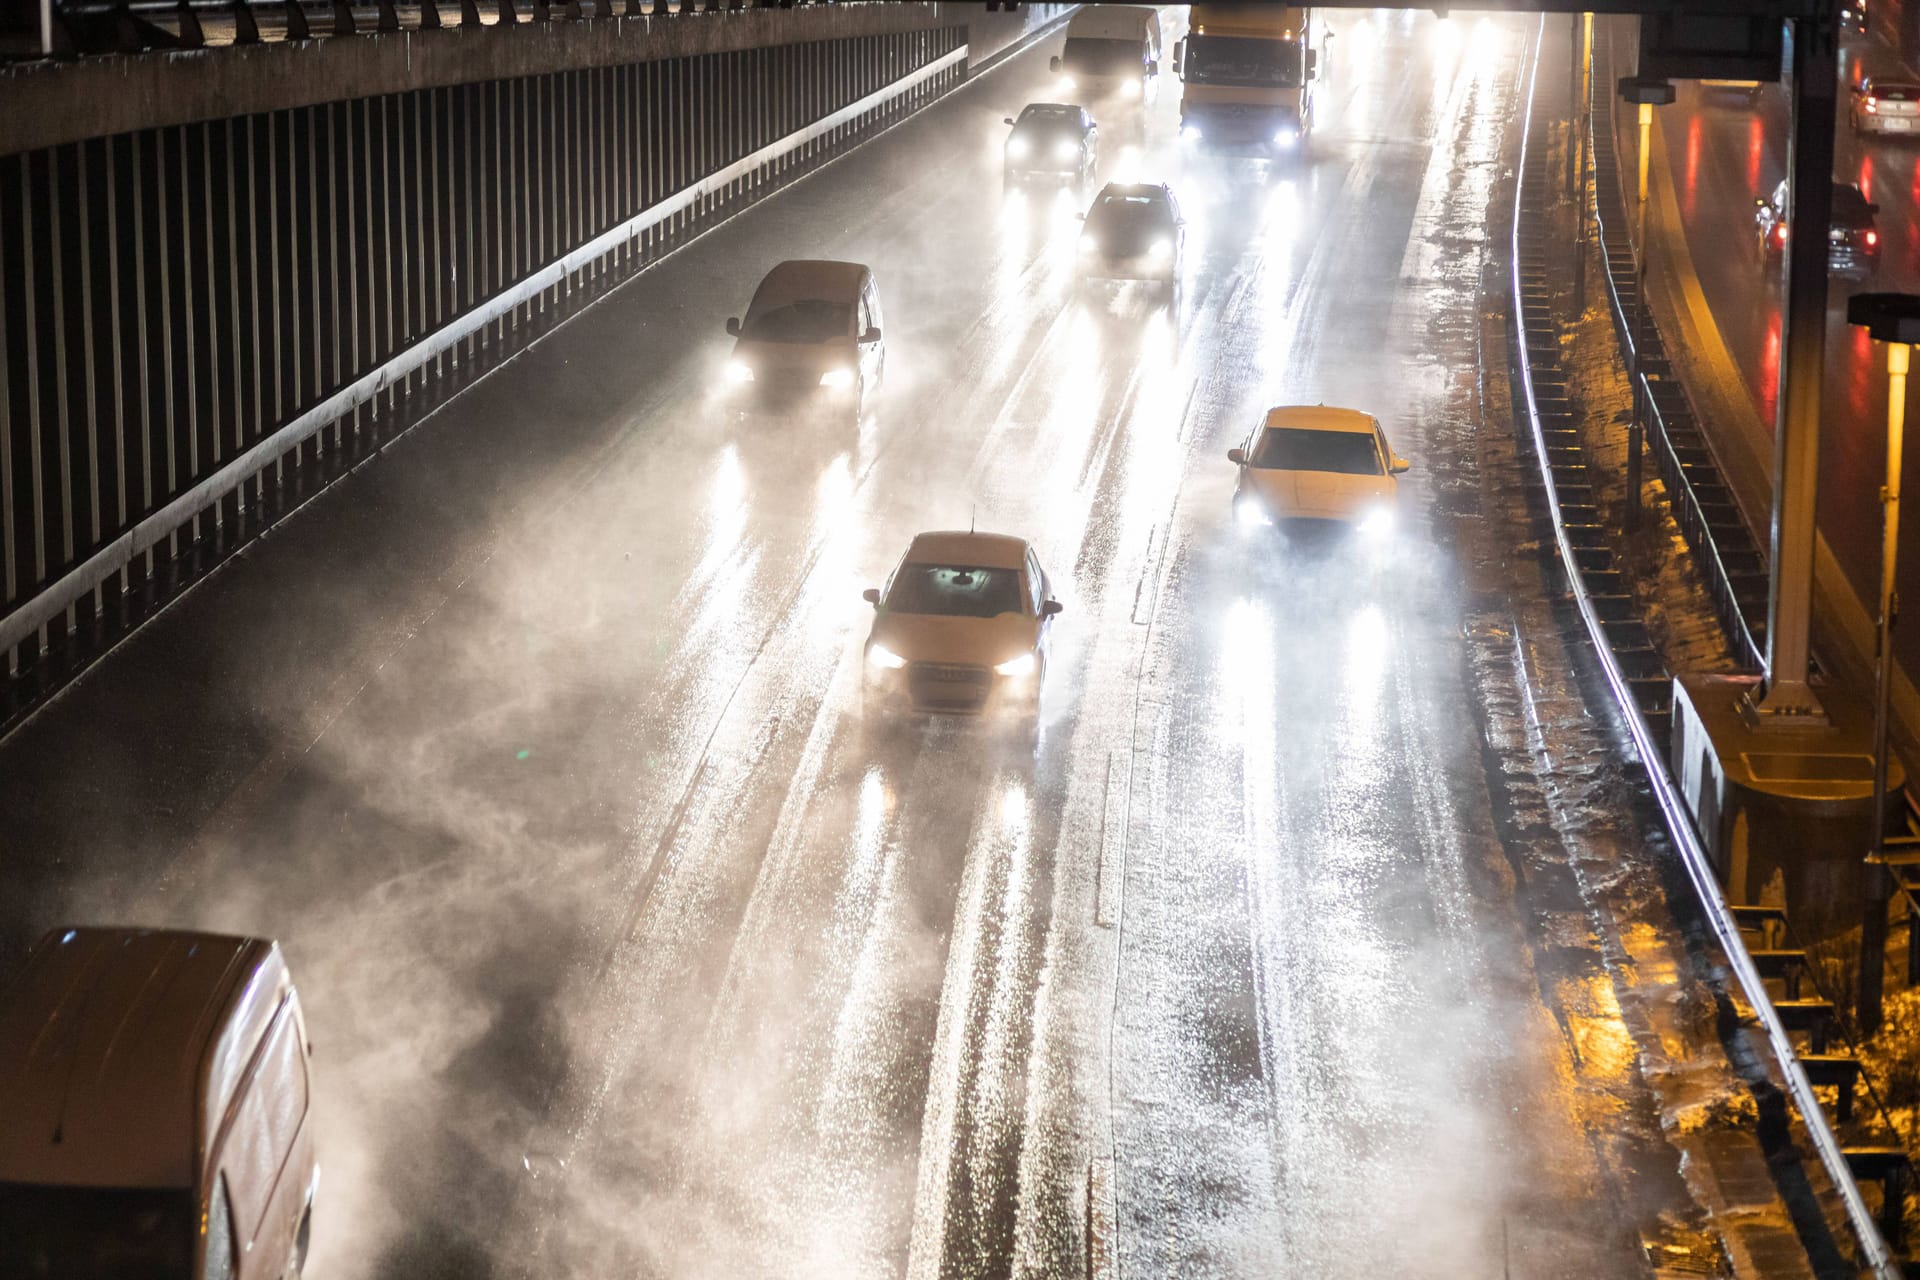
[1175,3,1322,155]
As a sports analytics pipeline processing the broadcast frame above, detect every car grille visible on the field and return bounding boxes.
[907,662,990,712]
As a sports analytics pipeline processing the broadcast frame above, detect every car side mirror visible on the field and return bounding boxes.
[1004,116,1015,126]
[1050,55,1062,72]
[1173,39,1183,74]
[1075,211,1086,221]
[1041,600,1064,617]
[1227,447,1247,465]
[1306,50,1318,78]
[860,326,882,344]
[863,588,880,605]
[1146,59,1159,75]
[1390,457,1411,475]
[1755,197,1768,209]
[725,317,741,337]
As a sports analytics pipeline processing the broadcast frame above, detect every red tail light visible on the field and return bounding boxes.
[1868,97,1880,112]
[1867,229,1879,246]
[1776,224,1789,244]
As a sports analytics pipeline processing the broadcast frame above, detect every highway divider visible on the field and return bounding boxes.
[1509,18,1903,1276]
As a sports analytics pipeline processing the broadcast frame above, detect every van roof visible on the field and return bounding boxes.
[904,530,1031,570]
[0,928,289,1190]
[1262,405,1378,434]
[749,259,870,309]
[1066,5,1157,37]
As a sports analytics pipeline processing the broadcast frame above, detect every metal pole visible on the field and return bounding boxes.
[1573,12,1592,319]
[1628,99,1651,533]
[1758,12,1838,722]
[1862,339,1906,1033]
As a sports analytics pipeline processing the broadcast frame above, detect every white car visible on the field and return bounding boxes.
[1075,182,1184,305]
[1229,405,1409,536]
[723,260,885,423]
[861,531,1062,724]
[1851,78,1920,136]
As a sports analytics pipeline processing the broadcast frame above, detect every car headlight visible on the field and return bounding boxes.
[1058,75,1076,92]
[1273,127,1300,148]
[1078,232,1099,254]
[1235,499,1273,528]
[1181,124,1203,144]
[867,642,907,671]
[1357,507,1396,538]
[1006,137,1030,160]
[995,652,1037,678]
[819,367,855,389]
[1123,78,1143,98]
[726,360,754,383]
[1054,139,1079,162]
[1147,238,1172,260]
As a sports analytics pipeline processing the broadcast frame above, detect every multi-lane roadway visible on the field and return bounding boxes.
[0,13,1702,1278]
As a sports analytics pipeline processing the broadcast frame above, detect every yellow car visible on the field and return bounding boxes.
[1228,405,1409,536]
[861,531,1062,723]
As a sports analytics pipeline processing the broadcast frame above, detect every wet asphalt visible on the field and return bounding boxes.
[0,13,1695,1279]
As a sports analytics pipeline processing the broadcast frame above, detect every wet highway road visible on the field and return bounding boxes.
[0,14,1688,1278]
[1654,24,1920,675]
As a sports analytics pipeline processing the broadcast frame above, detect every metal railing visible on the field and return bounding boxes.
[1511,18,1902,1275]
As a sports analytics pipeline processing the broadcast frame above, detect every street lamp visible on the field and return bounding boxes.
[1618,75,1675,535]
[1844,290,1920,1033]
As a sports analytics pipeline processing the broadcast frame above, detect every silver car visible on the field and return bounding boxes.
[1851,78,1920,137]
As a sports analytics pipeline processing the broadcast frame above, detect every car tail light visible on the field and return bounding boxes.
[1867,229,1879,246]
[1776,224,1789,244]
[1868,97,1880,112]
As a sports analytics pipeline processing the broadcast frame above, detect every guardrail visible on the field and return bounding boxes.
[2,0,863,60]
[1510,19,1903,1275]
[1584,24,1768,673]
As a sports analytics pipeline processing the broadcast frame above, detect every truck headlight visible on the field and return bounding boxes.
[867,643,907,671]
[726,360,754,383]
[819,367,854,389]
[995,652,1037,678]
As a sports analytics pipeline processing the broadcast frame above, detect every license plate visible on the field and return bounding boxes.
[1885,118,1913,130]
[1830,229,1846,242]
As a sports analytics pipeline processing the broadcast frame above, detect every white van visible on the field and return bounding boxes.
[1051,5,1164,103]
[0,928,319,1280]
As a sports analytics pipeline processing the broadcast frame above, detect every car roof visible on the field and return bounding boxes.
[1017,103,1086,123]
[903,531,1031,570]
[1261,405,1379,434]
[750,259,870,308]
[1097,182,1171,201]
[0,927,288,1190]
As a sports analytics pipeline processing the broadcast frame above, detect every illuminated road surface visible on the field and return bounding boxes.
[1655,23,1920,673]
[0,14,1692,1279]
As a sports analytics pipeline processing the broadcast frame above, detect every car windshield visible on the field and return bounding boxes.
[744,299,850,344]
[886,563,1026,618]
[1182,34,1303,88]
[0,1183,195,1280]
[1088,195,1172,245]
[1250,428,1383,475]
[1061,37,1141,76]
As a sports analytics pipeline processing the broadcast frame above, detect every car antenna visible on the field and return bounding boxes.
[970,504,976,534]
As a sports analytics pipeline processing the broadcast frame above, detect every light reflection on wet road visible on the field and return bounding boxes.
[0,12,1684,1279]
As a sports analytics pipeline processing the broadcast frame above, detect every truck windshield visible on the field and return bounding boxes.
[0,1183,194,1280]
[1183,34,1303,88]
[1062,37,1142,76]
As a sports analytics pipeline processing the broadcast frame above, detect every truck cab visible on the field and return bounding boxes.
[1176,3,1321,156]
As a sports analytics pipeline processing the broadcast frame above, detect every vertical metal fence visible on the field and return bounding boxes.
[0,24,965,703]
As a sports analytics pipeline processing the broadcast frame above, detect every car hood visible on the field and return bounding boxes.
[731,337,853,375]
[869,611,1039,666]
[1241,468,1395,519]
